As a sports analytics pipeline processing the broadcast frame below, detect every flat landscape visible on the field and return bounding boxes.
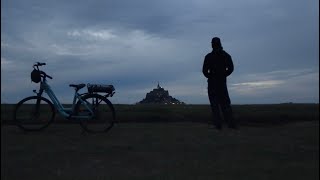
[1,104,319,180]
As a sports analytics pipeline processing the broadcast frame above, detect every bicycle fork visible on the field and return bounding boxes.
[32,89,44,120]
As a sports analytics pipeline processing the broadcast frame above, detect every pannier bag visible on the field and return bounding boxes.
[31,69,41,83]
[87,84,115,94]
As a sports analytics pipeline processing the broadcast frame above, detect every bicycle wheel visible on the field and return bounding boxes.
[75,94,115,133]
[14,96,55,131]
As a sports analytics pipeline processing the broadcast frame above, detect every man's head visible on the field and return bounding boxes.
[211,37,223,50]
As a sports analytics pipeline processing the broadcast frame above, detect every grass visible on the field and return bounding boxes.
[1,103,319,125]
[1,121,319,180]
[1,103,319,179]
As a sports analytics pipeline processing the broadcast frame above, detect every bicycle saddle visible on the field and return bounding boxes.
[69,84,86,90]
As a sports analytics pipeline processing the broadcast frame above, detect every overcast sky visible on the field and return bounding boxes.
[1,0,319,104]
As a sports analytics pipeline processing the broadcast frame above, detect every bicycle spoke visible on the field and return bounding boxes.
[14,96,55,131]
[76,94,115,133]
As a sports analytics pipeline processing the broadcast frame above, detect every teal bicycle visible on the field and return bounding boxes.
[13,62,116,133]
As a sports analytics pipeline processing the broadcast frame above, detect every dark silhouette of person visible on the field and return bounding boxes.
[202,37,237,130]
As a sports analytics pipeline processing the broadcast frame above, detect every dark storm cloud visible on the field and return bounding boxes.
[1,0,318,104]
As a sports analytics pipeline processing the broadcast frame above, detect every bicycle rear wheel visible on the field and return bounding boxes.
[14,96,55,131]
[75,94,115,133]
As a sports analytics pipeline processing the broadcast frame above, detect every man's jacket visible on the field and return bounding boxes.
[202,49,234,83]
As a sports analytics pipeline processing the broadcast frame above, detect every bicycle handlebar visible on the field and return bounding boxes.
[46,74,53,79]
[34,62,46,66]
[33,62,53,80]
[40,71,52,79]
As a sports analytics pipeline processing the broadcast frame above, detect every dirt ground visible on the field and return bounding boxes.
[1,121,319,180]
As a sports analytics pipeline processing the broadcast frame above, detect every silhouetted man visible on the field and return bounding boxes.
[202,37,237,130]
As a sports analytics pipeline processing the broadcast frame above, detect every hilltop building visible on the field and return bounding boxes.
[138,83,185,105]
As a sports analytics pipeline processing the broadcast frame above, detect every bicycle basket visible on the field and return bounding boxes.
[31,69,41,83]
[87,84,115,94]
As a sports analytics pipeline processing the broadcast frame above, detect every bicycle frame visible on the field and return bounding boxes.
[37,79,93,119]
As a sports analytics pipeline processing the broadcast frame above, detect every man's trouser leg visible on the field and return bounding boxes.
[221,104,237,128]
[208,85,222,129]
[219,84,237,129]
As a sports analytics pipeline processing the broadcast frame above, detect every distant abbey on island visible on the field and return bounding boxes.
[138,83,185,105]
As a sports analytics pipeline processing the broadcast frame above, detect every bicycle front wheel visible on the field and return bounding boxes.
[14,96,55,131]
[75,94,115,133]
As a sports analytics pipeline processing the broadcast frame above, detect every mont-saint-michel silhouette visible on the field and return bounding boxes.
[138,83,185,105]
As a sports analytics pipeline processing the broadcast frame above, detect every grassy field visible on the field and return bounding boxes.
[1,103,319,179]
[1,103,319,125]
[2,122,319,180]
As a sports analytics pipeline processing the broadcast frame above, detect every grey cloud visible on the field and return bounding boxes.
[1,0,318,104]
[229,69,319,103]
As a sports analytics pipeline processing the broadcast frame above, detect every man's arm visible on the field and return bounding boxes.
[225,54,234,77]
[202,56,211,78]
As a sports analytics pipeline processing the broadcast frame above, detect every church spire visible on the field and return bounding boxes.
[157,82,161,89]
